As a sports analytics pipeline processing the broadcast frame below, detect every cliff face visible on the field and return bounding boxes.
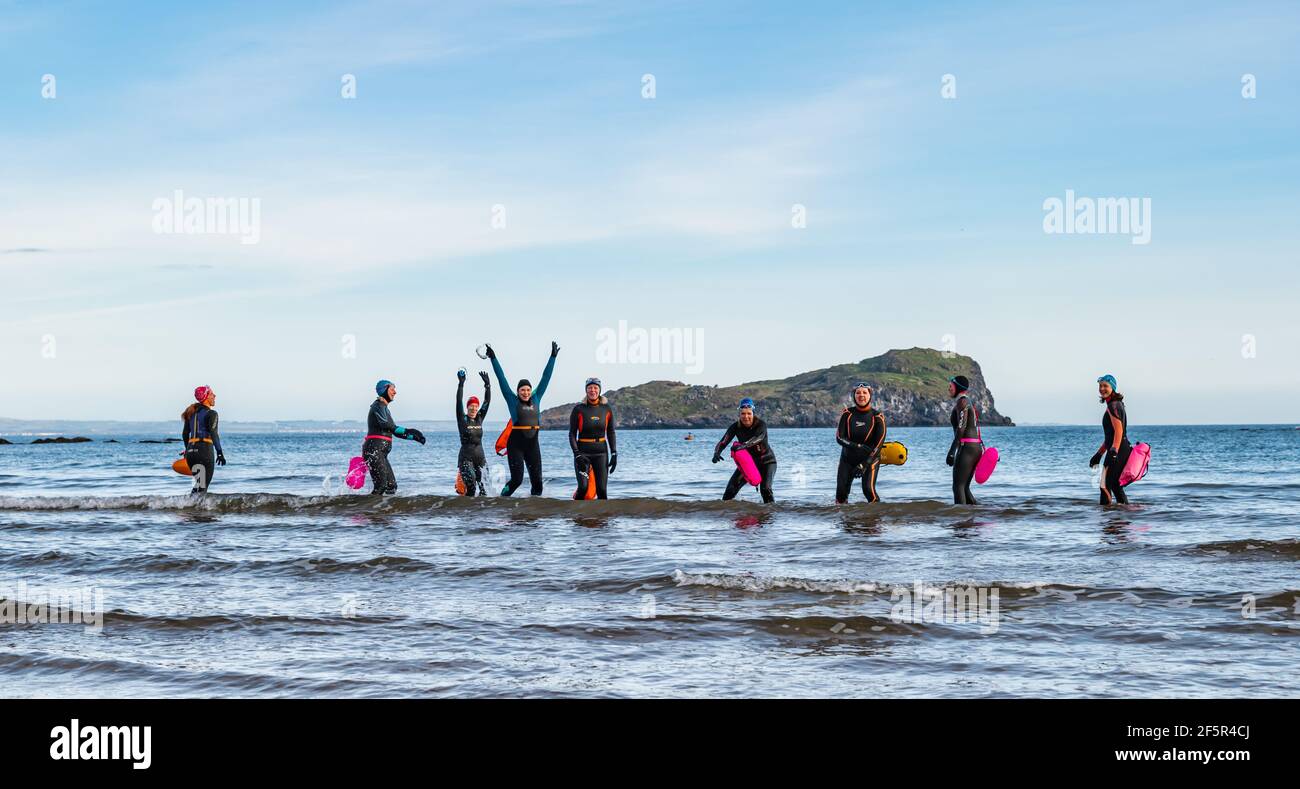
[540,348,1013,429]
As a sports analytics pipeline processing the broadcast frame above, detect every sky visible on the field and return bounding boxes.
[1,0,1297,424]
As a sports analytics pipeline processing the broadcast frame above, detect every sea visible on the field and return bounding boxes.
[0,424,1296,697]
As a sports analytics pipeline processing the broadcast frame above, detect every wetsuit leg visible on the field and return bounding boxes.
[364,438,395,495]
[459,456,479,497]
[1102,443,1132,505]
[503,433,526,496]
[861,460,880,503]
[583,448,610,499]
[758,460,776,503]
[835,456,857,503]
[522,438,543,495]
[187,444,215,494]
[722,468,745,500]
[953,444,980,505]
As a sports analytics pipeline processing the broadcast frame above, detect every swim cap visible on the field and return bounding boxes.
[949,375,970,393]
[1097,374,1118,390]
[853,382,872,393]
[517,379,532,390]
[194,385,213,403]
[467,396,480,408]
[585,377,602,390]
[739,397,755,410]
[376,379,394,397]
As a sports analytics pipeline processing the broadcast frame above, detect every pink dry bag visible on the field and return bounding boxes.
[1119,442,1151,486]
[974,446,999,484]
[345,456,368,490]
[731,442,762,486]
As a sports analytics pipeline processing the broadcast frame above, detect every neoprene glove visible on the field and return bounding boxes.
[216,453,227,466]
[407,428,426,445]
[712,451,723,464]
[945,451,955,467]
[484,344,496,359]
[479,371,490,386]
[457,369,466,380]
[551,341,560,357]
[608,452,617,473]
[1089,451,1104,468]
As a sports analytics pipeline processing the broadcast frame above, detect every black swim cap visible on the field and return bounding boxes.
[949,375,970,392]
[517,379,532,390]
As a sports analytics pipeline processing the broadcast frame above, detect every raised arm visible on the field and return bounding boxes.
[479,371,492,420]
[490,354,518,419]
[534,351,557,404]
[455,377,467,431]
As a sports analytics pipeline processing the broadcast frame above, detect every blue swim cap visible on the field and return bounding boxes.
[739,397,755,410]
[1097,374,1118,390]
[375,379,394,397]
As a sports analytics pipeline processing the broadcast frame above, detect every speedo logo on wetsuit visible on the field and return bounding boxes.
[49,719,152,770]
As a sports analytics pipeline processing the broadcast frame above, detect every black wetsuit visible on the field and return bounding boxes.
[836,406,886,503]
[181,405,222,494]
[491,354,555,496]
[456,378,491,496]
[946,394,981,505]
[1100,396,1131,505]
[569,399,617,499]
[364,398,400,494]
[715,418,776,503]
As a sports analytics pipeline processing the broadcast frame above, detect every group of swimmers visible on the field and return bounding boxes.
[178,344,1136,507]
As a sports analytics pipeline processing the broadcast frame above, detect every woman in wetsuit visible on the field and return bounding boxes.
[1091,374,1131,505]
[569,377,617,499]
[363,380,426,495]
[712,397,776,503]
[456,369,492,496]
[835,383,887,504]
[945,375,981,505]
[487,342,558,496]
[181,385,225,494]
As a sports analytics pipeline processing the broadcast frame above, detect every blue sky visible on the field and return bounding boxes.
[1,0,1297,424]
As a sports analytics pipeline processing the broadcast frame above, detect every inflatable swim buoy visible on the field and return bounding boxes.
[171,457,190,476]
[455,470,467,496]
[345,456,368,489]
[573,455,597,500]
[731,442,762,486]
[879,441,907,466]
[1119,442,1151,486]
[495,421,512,456]
[974,446,999,485]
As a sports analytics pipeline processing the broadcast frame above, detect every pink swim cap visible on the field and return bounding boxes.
[194,386,213,403]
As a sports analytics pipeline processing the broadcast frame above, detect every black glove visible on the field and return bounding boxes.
[551,341,560,357]
[457,369,466,380]
[479,371,490,386]
[608,452,617,473]
[1089,451,1104,468]
[484,344,496,359]
[712,451,723,464]
[216,453,227,466]
[945,451,955,467]
[406,428,426,445]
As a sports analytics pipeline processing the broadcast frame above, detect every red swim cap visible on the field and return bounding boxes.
[467,396,480,408]
[194,385,213,403]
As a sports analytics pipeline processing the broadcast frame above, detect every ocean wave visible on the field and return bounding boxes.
[1188,539,1300,559]
[0,492,1039,520]
[0,550,442,576]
